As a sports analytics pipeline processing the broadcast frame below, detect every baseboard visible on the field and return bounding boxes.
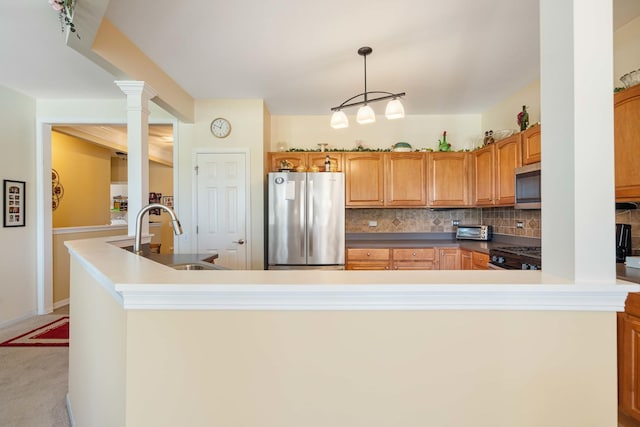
[0,310,37,330]
[66,393,76,427]
[54,299,70,310]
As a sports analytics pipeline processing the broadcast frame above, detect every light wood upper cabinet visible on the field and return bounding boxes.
[473,145,495,206]
[344,153,385,207]
[615,84,640,201]
[521,125,541,165]
[384,153,427,207]
[267,152,306,172]
[267,152,343,172]
[428,152,471,207]
[494,134,522,206]
[308,152,343,172]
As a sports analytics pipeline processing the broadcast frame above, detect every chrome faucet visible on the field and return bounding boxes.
[134,203,183,255]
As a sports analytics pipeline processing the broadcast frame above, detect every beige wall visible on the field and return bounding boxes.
[68,258,126,427]
[52,131,111,227]
[482,15,640,132]
[614,15,640,87]
[177,99,266,269]
[68,258,617,427]
[0,85,37,326]
[271,114,482,152]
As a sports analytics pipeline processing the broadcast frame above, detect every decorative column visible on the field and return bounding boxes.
[540,0,615,282]
[115,81,158,237]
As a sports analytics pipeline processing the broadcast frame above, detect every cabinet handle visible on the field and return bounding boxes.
[394,266,398,270]
[366,252,371,257]
[412,252,417,257]
[385,266,389,270]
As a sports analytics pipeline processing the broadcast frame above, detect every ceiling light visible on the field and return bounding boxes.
[330,46,406,129]
[330,110,349,128]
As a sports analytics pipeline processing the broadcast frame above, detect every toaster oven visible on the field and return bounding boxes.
[455,225,493,241]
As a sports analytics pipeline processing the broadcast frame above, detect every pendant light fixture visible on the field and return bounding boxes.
[330,46,406,129]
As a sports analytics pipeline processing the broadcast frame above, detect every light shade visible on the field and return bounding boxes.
[385,99,405,119]
[356,105,376,124]
[330,110,349,129]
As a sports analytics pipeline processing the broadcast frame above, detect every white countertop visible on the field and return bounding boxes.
[65,235,640,312]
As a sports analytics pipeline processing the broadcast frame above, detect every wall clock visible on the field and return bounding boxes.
[210,117,231,138]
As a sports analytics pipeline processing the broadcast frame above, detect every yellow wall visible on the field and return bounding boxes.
[52,225,161,306]
[52,131,111,227]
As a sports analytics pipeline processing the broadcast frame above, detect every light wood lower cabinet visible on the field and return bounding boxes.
[345,248,390,270]
[471,251,490,270]
[461,250,473,270]
[619,293,640,422]
[438,248,461,270]
[347,247,489,271]
[392,248,437,270]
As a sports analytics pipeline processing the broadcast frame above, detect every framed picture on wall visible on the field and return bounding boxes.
[4,180,25,227]
[162,196,173,208]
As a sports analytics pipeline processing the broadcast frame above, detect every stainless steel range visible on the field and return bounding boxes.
[488,246,542,270]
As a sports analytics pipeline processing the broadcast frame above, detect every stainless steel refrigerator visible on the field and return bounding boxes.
[267,172,345,269]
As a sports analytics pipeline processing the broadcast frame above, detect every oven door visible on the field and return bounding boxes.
[487,262,507,270]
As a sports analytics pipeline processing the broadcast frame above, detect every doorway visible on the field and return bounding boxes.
[194,150,250,270]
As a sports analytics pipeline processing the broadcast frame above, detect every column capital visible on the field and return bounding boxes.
[115,81,158,101]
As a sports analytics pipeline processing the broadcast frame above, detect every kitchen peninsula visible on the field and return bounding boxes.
[66,235,638,427]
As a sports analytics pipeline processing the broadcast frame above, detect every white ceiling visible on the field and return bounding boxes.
[1,1,639,117]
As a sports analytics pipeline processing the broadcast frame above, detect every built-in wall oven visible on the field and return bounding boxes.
[488,246,542,270]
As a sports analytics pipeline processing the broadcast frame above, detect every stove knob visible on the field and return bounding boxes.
[498,257,505,264]
[522,263,529,270]
[530,265,538,270]
[491,255,498,262]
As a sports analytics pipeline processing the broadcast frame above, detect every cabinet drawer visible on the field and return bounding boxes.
[392,248,436,261]
[346,261,390,270]
[393,261,437,270]
[346,248,390,261]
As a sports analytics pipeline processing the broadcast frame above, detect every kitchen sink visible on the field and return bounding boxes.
[169,262,227,271]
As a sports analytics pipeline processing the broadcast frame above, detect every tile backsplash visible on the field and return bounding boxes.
[616,209,640,255]
[346,207,541,238]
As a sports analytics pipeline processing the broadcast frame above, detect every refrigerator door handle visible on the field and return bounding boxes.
[308,177,314,258]
[299,178,306,258]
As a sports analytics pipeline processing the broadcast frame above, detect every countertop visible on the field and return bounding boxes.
[62,234,638,313]
[346,232,541,254]
[617,263,640,284]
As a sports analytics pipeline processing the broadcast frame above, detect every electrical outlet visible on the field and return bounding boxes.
[368,221,377,227]
[452,220,460,226]
[516,221,524,229]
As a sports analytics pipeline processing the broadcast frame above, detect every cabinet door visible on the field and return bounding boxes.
[494,135,522,206]
[385,153,427,207]
[460,249,472,270]
[308,152,343,172]
[471,251,489,270]
[615,85,640,201]
[620,313,640,420]
[473,145,495,206]
[344,153,384,207]
[428,152,471,207]
[521,125,541,165]
[268,152,307,172]
[438,248,460,270]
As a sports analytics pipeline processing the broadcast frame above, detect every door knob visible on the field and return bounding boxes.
[233,239,245,245]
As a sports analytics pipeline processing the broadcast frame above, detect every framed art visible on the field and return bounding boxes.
[4,180,25,227]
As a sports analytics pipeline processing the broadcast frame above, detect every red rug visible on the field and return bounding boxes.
[0,316,69,347]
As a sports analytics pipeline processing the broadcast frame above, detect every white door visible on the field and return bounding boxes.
[195,152,248,269]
